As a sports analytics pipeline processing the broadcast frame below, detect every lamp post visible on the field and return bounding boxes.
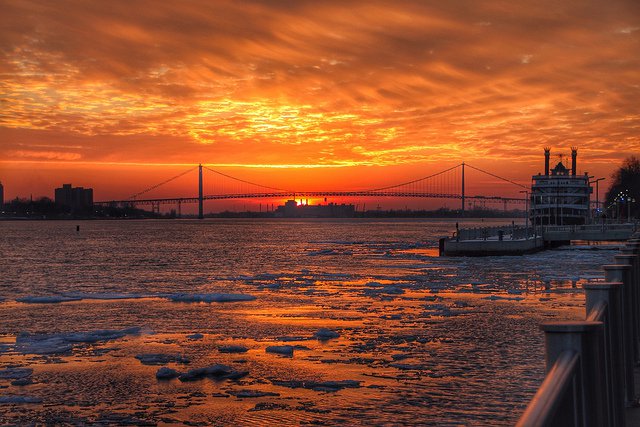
[589,177,605,218]
[519,190,530,227]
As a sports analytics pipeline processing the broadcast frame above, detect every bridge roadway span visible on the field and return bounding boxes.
[95,192,526,206]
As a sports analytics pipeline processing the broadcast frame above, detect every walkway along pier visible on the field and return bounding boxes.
[517,232,640,426]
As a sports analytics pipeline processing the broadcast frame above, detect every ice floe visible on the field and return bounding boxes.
[275,336,308,342]
[11,378,33,386]
[390,363,424,371]
[187,333,204,340]
[482,295,525,302]
[156,367,180,380]
[177,364,248,382]
[135,353,190,365]
[271,379,361,391]
[307,249,337,256]
[227,389,280,398]
[15,327,141,355]
[0,367,32,379]
[363,284,405,296]
[16,295,82,304]
[266,345,295,356]
[266,345,310,356]
[0,396,42,404]
[166,293,256,303]
[218,345,249,353]
[13,292,256,305]
[14,293,148,304]
[314,328,340,340]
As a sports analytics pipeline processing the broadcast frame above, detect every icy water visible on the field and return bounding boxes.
[0,219,618,425]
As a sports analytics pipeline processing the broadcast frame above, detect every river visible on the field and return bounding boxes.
[0,219,616,425]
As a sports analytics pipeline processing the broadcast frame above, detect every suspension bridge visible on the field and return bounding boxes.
[94,163,529,218]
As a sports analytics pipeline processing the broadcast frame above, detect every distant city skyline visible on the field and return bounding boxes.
[1,1,638,206]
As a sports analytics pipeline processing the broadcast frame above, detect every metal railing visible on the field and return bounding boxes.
[454,225,537,241]
[454,222,637,242]
[517,233,640,426]
[543,223,638,233]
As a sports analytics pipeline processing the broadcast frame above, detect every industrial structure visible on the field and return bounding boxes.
[54,183,94,214]
[530,147,592,225]
[275,200,356,218]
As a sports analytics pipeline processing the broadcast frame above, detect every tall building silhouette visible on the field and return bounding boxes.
[55,183,93,214]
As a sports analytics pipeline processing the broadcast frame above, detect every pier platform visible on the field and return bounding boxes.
[442,236,543,256]
[440,223,636,256]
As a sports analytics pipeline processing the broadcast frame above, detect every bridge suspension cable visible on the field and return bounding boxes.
[464,163,528,190]
[364,164,462,192]
[202,166,289,192]
[128,166,197,200]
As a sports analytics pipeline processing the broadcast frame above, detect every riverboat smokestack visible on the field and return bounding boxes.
[544,147,550,175]
[571,147,577,176]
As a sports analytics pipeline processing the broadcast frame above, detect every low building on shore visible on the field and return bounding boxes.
[275,200,355,218]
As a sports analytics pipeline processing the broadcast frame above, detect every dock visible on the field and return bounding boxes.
[440,223,637,256]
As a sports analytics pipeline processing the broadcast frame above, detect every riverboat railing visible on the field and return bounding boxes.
[454,225,536,241]
[454,222,637,242]
[517,233,640,426]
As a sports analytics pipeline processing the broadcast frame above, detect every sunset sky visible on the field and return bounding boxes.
[1,0,639,208]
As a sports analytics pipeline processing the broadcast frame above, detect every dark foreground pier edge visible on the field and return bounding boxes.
[517,233,640,426]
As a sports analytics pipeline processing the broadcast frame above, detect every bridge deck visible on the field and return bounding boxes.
[95,192,527,206]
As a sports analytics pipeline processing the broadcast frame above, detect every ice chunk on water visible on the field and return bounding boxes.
[135,353,190,365]
[15,327,141,355]
[68,293,146,300]
[363,284,405,296]
[266,345,295,356]
[390,363,424,371]
[156,367,180,380]
[271,379,361,391]
[307,249,336,256]
[0,396,42,404]
[187,333,204,340]
[228,389,280,398]
[482,295,525,301]
[166,293,256,303]
[15,335,73,355]
[15,294,147,304]
[218,345,249,353]
[178,364,248,382]
[314,328,340,340]
[275,336,308,342]
[0,367,32,379]
[16,296,82,304]
[65,327,141,343]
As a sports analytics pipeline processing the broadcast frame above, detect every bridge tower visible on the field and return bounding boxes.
[198,164,203,219]
[461,162,465,214]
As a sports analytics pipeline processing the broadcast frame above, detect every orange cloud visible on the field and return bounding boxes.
[1,0,639,200]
